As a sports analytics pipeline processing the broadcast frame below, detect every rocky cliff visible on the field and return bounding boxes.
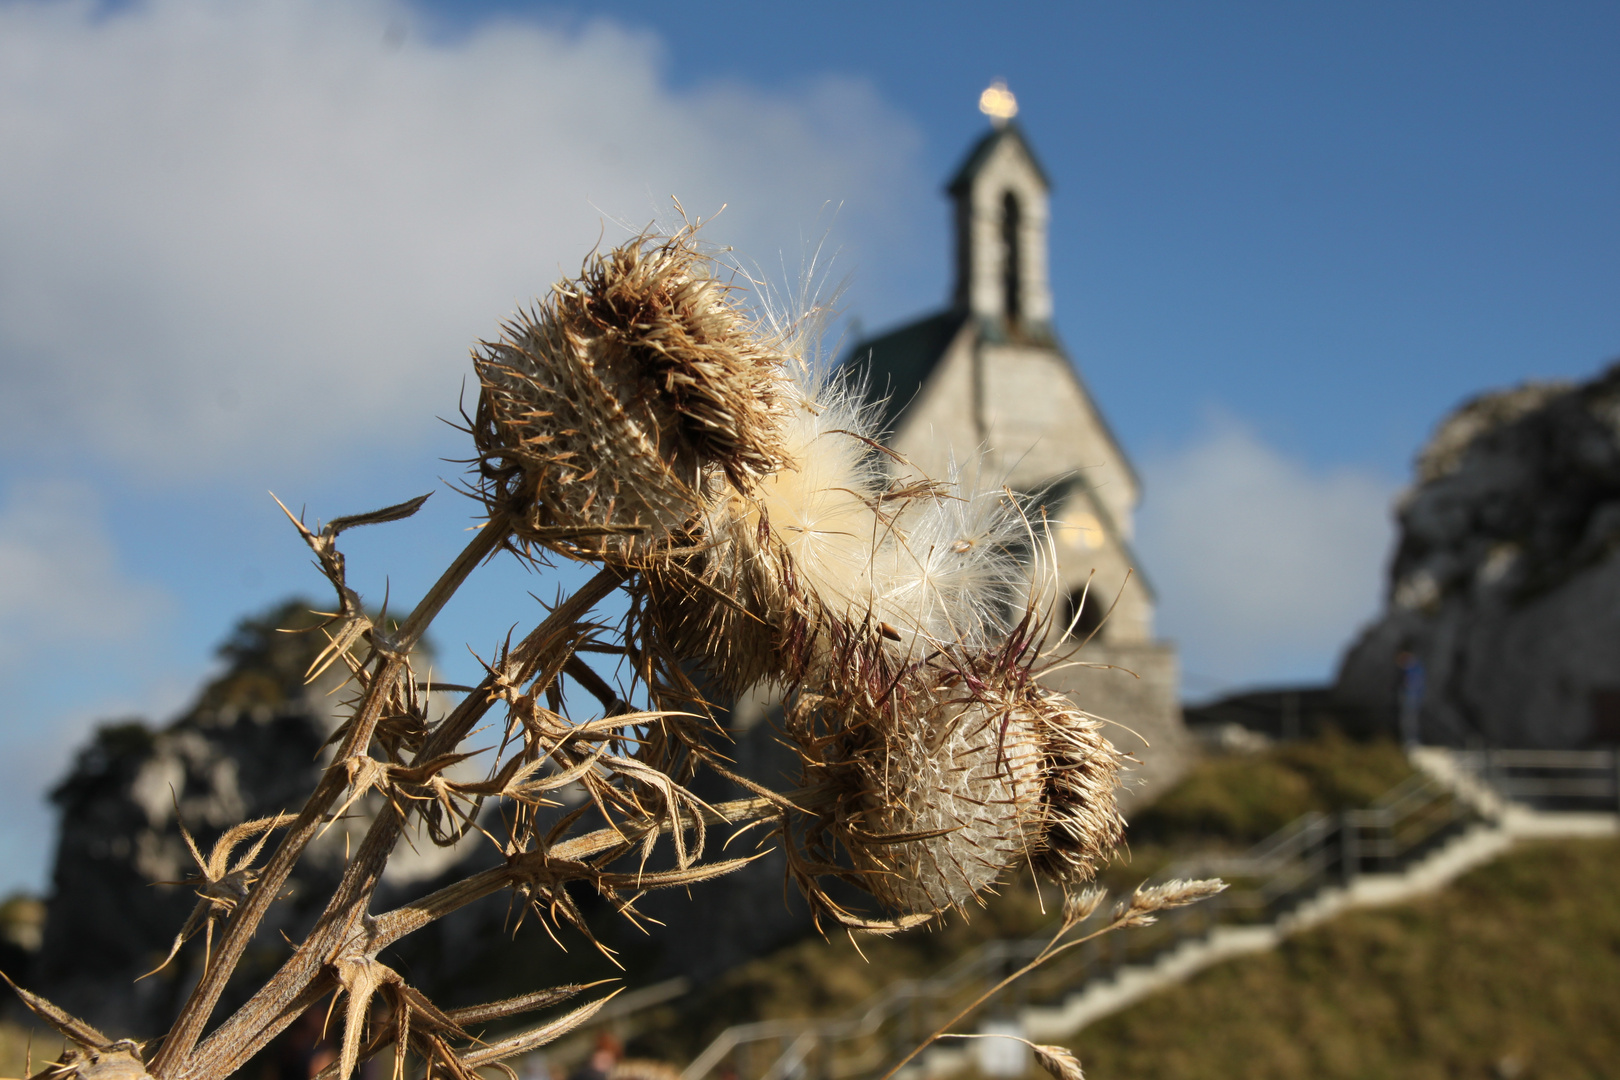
[34,601,480,1036]
[1336,362,1620,747]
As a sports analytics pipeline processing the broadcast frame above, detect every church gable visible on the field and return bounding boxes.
[976,340,1140,527]
[881,315,982,479]
[845,309,967,437]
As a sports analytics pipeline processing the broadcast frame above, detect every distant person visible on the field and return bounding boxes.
[267,1006,336,1080]
[570,1032,623,1080]
[1396,650,1426,747]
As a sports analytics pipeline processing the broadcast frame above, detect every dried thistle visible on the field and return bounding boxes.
[804,660,1048,915]
[644,368,889,693]
[781,624,1124,921]
[4,225,1158,1080]
[642,374,1127,921]
[1027,688,1128,887]
[472,226,789,562]
[868,462,1034,650]
[139,811,296,980]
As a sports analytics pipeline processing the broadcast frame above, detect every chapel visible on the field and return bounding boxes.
[844,85,1188,799]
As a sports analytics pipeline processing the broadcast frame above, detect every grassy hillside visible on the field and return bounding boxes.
[626,731,1418,1064]
[1078,836,1620,1080]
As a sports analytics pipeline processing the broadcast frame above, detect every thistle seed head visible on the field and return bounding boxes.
[864,689,1045,914]
[1028,689,1127,887]
[785,636,1125,918]
[864,467,1032,652]
[643,368,891,692]
[472,228,789,561]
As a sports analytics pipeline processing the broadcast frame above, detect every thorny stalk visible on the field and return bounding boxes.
[150,513,516,1077]
[8,224,1167,1080]
[173,566,636,1080]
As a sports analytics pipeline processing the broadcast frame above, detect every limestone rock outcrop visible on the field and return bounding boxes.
[1336,362,1620,747]
[34,601,475,1036]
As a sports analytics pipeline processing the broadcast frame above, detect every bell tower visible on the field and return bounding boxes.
[948,81,1054,333]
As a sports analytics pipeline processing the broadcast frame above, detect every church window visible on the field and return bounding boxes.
[1001,189,1023,324]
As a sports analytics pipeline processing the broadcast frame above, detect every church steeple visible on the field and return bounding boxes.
[947,83,1053,331]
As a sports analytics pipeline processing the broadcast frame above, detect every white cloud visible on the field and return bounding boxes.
[1135,418,1398,694]
[0,0,923,481]
[0,478,171,661]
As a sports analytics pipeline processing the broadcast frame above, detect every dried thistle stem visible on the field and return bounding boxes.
[369,795,779,948]
[172,565,627,1080]
[152,518,517,1077]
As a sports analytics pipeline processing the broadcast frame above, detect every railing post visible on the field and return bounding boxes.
[1612,745,1620,815]
[1339,811,1359,887]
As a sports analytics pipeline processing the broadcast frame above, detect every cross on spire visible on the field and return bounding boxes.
[978,80,1018,127]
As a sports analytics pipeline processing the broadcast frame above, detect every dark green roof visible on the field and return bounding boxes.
[946,122,1052,197]
[842,309,968,435]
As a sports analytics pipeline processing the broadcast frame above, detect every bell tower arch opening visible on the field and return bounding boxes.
[1001,189,1023,325]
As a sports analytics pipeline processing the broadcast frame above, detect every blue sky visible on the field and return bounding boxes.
[0,0,1614,892]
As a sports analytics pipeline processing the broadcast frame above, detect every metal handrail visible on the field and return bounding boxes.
[1455,747,1620,810]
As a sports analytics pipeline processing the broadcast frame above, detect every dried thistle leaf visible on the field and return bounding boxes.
[323,493,432,537]
[1,972,112,1051]
[461,991,621,1067]
[446,982,610,1026]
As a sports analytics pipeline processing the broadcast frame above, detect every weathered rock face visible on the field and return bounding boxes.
[37,602,351,1034]
[33,601,480,1036]
[1336,363,1620,747]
